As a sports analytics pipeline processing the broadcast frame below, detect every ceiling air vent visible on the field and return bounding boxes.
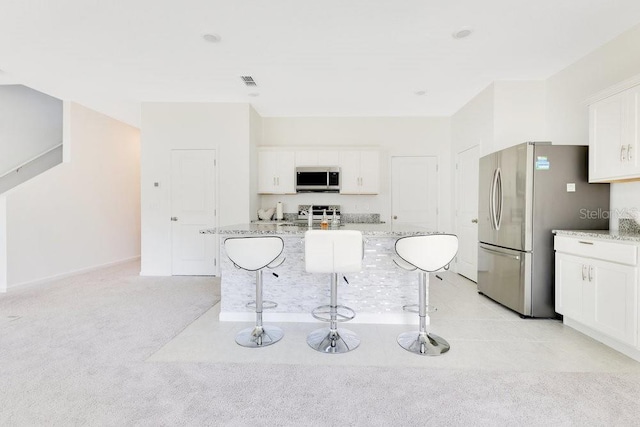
[240,75,257,86]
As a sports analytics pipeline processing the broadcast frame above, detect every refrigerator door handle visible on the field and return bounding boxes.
[479,244,520,260]
[495,167,503,230]
[490,168,499,230]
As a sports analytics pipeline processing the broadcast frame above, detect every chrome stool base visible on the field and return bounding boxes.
[397,331,450,356]
[236,325,284,348]
[307,327,360,353]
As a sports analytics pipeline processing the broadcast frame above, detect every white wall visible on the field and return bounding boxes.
[493,81,547,151]
[451,81,547,158]
[545,22,640,228]
[0,85,62,174]
[451,83,495,158]
[140,103,252,275]
[1,102,140,289]
[260,117,453,231]
[249,106,262,222]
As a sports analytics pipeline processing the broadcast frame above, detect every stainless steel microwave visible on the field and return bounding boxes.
[295,167,340,192]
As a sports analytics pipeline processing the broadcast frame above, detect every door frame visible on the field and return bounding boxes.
[455,144,479,279]
[170,148,219,276]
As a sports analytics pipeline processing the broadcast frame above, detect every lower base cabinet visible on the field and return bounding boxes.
[555,235,639,356]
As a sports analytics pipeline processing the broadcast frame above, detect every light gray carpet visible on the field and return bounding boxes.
[1,260,640,426]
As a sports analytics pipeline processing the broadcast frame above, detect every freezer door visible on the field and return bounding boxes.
[477,243,532,316]
[479,143,533,251]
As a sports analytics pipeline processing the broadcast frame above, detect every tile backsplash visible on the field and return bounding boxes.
[619,218,640,234]
[280,212,382,223]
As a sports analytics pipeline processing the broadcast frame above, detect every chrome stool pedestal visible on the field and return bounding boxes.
[397,271,449,355]
[307,273,359,353]
[394,234,458,356]
[235,270,284,348]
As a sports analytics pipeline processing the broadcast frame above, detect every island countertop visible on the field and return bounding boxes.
[202,222,439,237]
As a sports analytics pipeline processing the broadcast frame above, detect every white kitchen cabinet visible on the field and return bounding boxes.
[589,258,637,345]
[294,150,340,167]
[555,235,638,347]
[555,253,584,319]
[589,84,640,182]
[257,150,295,194]
[339,150,380,194]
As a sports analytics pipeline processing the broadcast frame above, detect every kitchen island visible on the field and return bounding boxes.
[202,223,442,324]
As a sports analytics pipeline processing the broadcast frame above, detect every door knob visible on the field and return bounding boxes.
[471,218,478,223]
[171,217,178,221]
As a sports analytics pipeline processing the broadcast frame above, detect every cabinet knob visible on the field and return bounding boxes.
[471,218,478,223]
[171,217,178,222]
[393,215,398,220]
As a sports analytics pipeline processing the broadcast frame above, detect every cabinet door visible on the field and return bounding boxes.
[258,150,278,193]
[317,151,340,166]
[339,151,361,194]
[358,151,380,194]
[295,151,317,166]
[556,253,585,319]
[625,87,640,175]
[275,151,296,194]
[589,92,626,182]
[590,259,637,346]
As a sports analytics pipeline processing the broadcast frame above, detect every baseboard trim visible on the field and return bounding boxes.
[7,255,141,291]
[564,317,640,363]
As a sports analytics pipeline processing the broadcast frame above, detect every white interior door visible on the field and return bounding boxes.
[171,149,217,275]
[391,156,438,230]
[456,145,479,282]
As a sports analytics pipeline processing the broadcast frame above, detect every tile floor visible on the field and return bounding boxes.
[149,272,640,373]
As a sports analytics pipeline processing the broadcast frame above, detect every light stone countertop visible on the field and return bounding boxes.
[202,222,441,237]
[553,229,640,243]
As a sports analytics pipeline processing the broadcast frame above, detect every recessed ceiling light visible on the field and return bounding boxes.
[203,33,221,43]
[414,90,427,96]
[452,27,473,39]
[248,92,260,97]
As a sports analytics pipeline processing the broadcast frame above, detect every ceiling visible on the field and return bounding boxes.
[1,1,640,128]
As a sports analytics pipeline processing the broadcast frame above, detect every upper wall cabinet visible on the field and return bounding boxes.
[339,150,380,194]
[589,84,640,182]
[258,150,295,194]
[295,150,341,167]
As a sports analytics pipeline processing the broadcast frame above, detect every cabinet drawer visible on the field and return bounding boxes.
[555,236,638,266]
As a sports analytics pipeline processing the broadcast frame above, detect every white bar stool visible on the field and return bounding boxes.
[305,230,363,353]
[224,236,285,347]
[394,234,458,356]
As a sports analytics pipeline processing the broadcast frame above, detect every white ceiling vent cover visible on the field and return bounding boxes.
[241,76,257,86]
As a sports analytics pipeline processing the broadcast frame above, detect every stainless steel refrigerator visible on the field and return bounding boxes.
[477,142,609,317]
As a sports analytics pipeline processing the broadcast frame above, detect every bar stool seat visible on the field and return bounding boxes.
[305,230,363,353]
[224,236,285,347]
[394,234,458,356]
